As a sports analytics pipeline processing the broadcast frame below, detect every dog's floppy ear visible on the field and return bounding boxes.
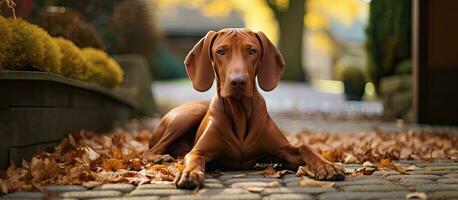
[184,31,217,92]
[255,31,285,91]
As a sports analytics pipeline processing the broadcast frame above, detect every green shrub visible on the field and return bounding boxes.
[54,37,89,81]
[0,16,13,69]
[82,47,123,88]
[4,18,62,73]
[365,0,411,94]
[335,56,366,101]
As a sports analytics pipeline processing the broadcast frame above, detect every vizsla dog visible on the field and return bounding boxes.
[149,28,345,189]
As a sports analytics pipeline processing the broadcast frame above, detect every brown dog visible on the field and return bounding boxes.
[149,28,345,189]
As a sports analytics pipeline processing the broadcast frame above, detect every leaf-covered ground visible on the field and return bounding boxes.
[1,127,457,194]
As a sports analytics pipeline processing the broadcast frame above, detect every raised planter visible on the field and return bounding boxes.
[0,71,135,169]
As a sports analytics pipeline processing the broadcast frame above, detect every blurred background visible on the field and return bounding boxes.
[3,0,457,132]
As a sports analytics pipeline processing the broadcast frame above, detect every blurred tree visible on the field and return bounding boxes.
[366,0,411,94]
[267,0,306,81]
[109,0,184,80]
[33,7,106,49]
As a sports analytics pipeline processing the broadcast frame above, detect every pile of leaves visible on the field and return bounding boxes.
[1,128,457,194]
[287,129,458,163]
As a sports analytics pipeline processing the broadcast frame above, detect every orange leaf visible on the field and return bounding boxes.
[103,159,124,171]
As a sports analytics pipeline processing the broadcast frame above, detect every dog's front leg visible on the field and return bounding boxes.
[298,144,346,181]
[174,151,207,189]
[277,144,345,181]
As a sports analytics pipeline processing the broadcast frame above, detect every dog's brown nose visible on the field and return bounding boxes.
[229,74,247,88]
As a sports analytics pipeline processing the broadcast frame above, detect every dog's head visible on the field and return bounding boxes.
[184,28,285,98]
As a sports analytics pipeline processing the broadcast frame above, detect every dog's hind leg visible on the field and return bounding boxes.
[148,101,209,157]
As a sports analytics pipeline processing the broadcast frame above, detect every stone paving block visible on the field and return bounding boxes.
[1,191,44,199]
[203,183,225,188]
[428,191,458,200]
[444,173,458,178]
[263,193,313,200]
[414,184,458,192]
[396,160,427,165]
[437,178,458,184]
[409,170,450,176]
[281,174,299,180]
[282,176,302,183]
[136,183,175,189]
[91,197,160,200]
[318,191,408,200]
[218,174,265,181]
[260,187,337,196]
[230,182,274,188]
[45,185,87,193]
[224,178,282,185]
[334,178,391,187]
[372,170,400,176]
[60,190,122,199]
[423,166,458,171]
[385,174,441,181]
[198,188,249,195]
[169,193,261,200]
[93,184,135,193]
[396,178,435,186]
[205,178,223,184]
[129,189,192,196]
[340,184,407,192]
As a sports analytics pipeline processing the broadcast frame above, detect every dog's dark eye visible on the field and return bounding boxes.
[217,49,225,55]
[249,49,257,55]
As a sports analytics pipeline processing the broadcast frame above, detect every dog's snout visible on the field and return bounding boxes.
[229,74,247,88]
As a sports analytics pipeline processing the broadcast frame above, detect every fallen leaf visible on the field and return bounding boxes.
[406,192,428,199]
[233,173,247,178]
[362,161,375,168]
[344,154,358,164]
[245,187,264,193]
[103,159,124,171]
[299,177,335,187]
[82,181,101,188]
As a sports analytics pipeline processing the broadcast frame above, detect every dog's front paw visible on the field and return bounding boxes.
[307,161,346,181]
[174,170,205,189]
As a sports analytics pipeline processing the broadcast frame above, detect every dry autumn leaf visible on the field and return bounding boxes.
[299,177,335,187]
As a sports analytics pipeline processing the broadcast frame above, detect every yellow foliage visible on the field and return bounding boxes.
[82,48,123,88]
[0,16,13,69]
[155,0,278,44]
[4,18,62,73]
[54,37,89,81]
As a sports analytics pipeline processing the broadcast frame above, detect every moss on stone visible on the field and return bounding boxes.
[0,16,13,69]
[4,18,62,73]
[82,47,123,88]
[54,37,89,81]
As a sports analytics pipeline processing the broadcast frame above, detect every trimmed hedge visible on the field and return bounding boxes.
[0,17,124,89]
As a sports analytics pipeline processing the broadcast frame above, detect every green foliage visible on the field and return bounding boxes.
[395,59,411,75]
[54,37,89,81]
[365,0,411,94]
[82,47,123,88]
[34,8,105,49]
[4,17,62,73]
[0,16,13,69]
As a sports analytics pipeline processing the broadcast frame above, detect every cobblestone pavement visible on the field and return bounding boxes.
[3,160,458,200]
